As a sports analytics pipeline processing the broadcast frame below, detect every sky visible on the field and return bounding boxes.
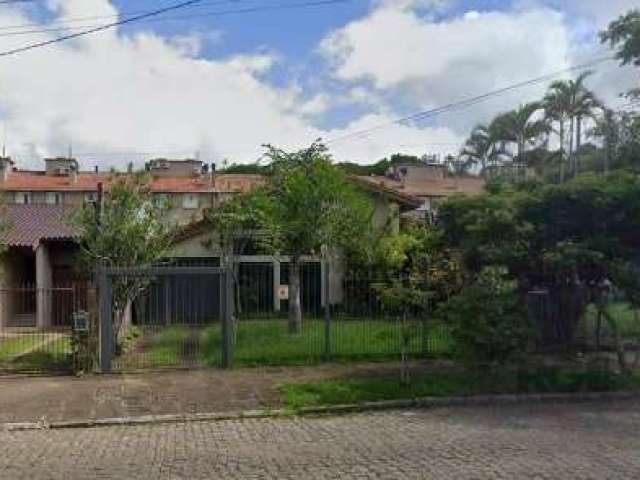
[0,0,637,169]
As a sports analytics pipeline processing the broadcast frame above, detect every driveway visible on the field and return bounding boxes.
[1,400,639,479]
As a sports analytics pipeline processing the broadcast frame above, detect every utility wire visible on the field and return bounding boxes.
[0,0,240,31]
[0,0,37,4]
[325,55,617,145]
[0,0,207,58]
[0,0,351,38]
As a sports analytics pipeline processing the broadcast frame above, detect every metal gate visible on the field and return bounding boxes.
[98,266,233,372]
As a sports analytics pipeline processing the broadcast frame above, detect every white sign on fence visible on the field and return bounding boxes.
[277,285,289,300]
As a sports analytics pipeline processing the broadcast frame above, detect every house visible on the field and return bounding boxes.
[0,156,420,328]
[0,156,263,328]
[352,162,485,223]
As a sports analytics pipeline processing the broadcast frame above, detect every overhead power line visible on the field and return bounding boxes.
[0,0,37,4]
[0,0,351,49]
[0,0,352,39]
[0,0,240,32]
[325,56,617,145]
[0,0,207,58]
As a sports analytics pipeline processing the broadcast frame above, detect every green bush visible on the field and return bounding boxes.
[440,267,530,367]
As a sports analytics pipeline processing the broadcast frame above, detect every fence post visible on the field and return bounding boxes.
[222,261,235,368]
[323,258,332,361]
[98,270,113,373]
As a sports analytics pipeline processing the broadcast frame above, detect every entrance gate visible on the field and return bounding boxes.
[98,266,234,372]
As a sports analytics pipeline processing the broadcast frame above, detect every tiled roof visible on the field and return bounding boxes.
[0,204,79,249]
[349,176,422,210]
[0,171,265,193]
[355,175,485,198]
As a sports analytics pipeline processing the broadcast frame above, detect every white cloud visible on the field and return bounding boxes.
[0,2,319,167]
[320,5,574,132]
[326,112,464,162]
[320,1,639,137]
[0,0,634,169]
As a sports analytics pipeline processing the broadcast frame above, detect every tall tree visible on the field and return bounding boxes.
[222,142,373,333]
[601,9,640,100]
[601,9,640,67]
[489,102,547,180]
[543,74,599,180]
[75,175,172,343]
[459,124,497,176]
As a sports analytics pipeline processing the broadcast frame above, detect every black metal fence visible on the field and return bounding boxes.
[98,266,228,372]
[0,285,89,374]
[96,262,451,372]
[233,262,450,366]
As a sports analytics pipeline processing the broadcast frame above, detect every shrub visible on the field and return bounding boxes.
[440,267,530,367]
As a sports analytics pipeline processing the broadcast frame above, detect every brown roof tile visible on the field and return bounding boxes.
[0,204,79,249]
[355,175,485,198]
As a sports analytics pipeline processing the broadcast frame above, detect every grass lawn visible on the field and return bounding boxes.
[581,302,640,339]
[0,335,71,371]
[279,369,640,410]
[117,318,453,369]
[204,318,452,367]
[114,326,194,370]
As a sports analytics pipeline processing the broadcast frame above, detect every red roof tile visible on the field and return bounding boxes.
[0,204,79,249]
[0,171,265,193]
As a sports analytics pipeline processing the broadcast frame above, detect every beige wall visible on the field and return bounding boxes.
[371,195,400,234]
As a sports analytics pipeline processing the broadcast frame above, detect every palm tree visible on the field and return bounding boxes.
[544,81,572,182]
[544,72,601,180]
[459,124,496,176]
[489,102,547,179]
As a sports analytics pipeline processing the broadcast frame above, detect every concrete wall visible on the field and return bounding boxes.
[371,195,400,234]
[36,244,53,328]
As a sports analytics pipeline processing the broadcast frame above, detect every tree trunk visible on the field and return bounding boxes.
[569,116,575,178]
[288,256,303,334]
[575,115,582,174]
[559,120,565,183]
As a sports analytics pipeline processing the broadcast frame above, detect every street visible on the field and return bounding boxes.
[1,400,639,479]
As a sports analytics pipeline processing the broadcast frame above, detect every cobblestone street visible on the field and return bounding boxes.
[1,399,639,479]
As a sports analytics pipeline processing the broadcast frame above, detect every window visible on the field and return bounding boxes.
[14,192,31,204]
[154,193,170,210]
[182,193,199,209]
[45,192,63,205]
[84,192,97,205]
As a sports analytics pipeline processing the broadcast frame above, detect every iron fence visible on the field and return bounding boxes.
[233,262,451,367]
[0,285,90,374]
[98,266,227,372]
[97,262,452,372]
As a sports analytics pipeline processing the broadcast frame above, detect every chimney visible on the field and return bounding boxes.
[94,165,99,174]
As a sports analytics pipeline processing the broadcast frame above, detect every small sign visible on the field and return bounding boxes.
[277,285,289,300]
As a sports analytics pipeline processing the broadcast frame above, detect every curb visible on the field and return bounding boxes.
[2,390,638,432]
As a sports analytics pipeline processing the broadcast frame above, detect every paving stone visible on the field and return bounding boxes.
[0,400,639,479]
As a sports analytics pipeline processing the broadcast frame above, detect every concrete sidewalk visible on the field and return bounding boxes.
[0,363,407,424]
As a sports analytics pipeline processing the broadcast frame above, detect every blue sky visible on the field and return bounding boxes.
[0,0,636,167]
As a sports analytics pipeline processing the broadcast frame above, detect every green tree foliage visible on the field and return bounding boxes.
[440,266,530,367]
[438,172,640,360]
[601,9,640,68]
[214,142,373,333]
[75,175,172,340]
